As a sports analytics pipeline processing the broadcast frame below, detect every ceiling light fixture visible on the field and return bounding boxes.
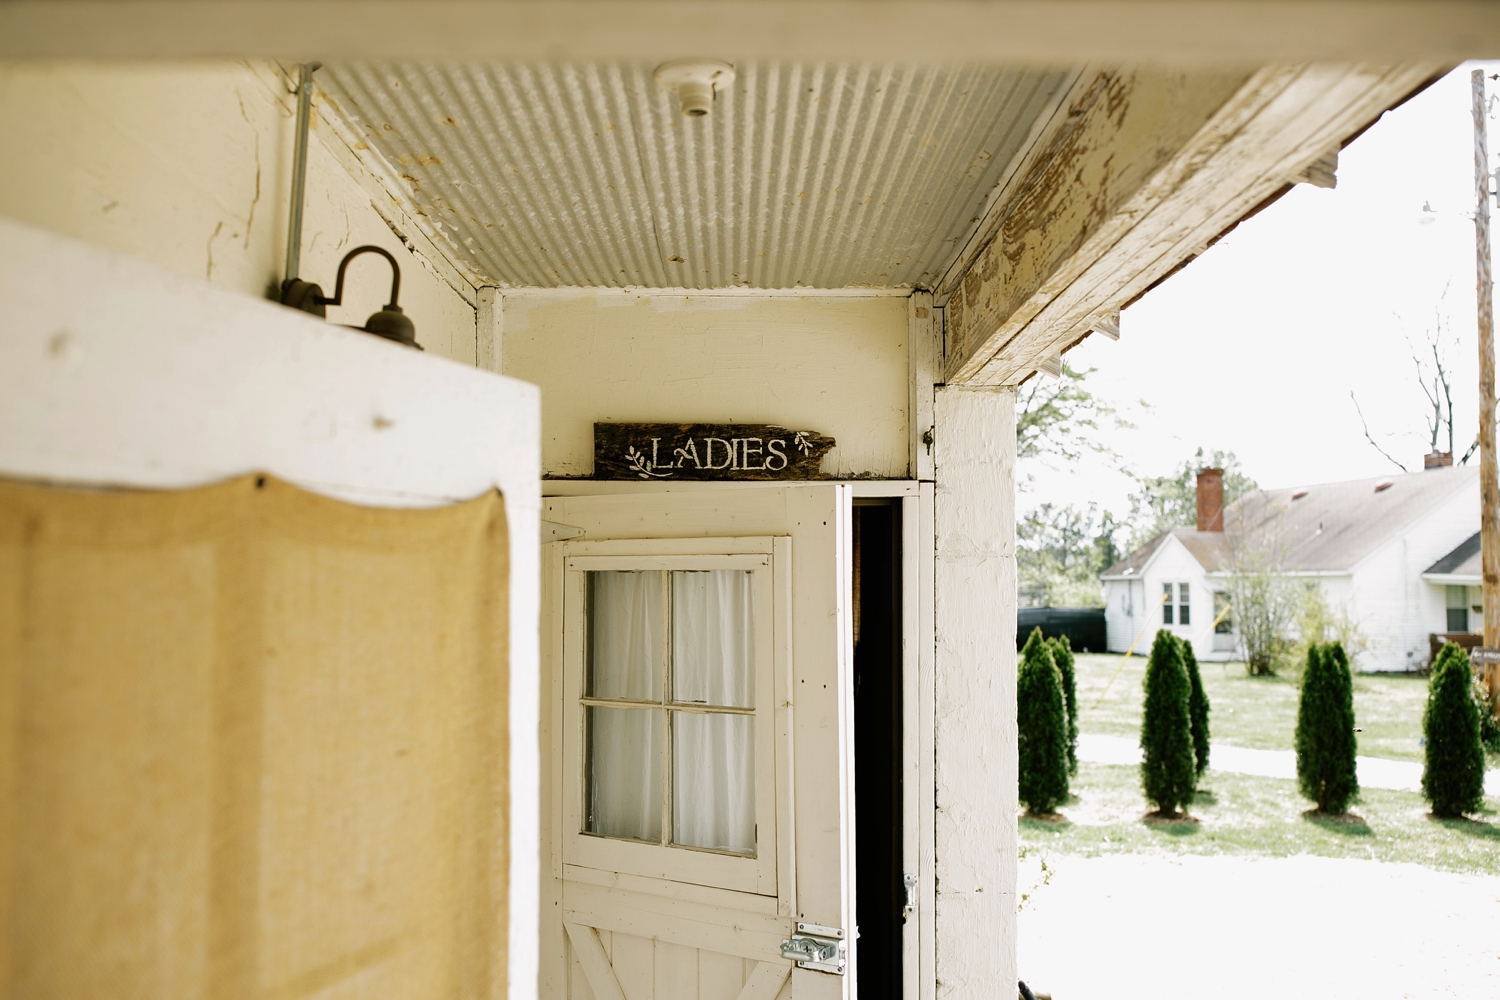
[654,59,735,117]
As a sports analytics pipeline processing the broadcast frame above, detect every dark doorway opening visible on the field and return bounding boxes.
[853,501,903,998]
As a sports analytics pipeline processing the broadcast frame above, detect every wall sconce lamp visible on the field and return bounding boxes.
[275,63,418,350]
[281,246,420,350]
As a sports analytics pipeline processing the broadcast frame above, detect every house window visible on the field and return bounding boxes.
[1162,583,1174,624]
[563,547,778,895]
[1178,582,1191,625]
[1213,591,1233,634]
[1446,584,1469,633]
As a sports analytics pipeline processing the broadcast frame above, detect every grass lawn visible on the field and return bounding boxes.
[1022,763,1500,874]
[1072,651,1434,760]
[1024,653,1500,875]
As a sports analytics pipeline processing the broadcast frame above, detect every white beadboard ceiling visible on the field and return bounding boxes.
[318,61,1074,290]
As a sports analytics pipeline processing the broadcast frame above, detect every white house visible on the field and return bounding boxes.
[0,7,1481,999]
[1102,466,1479,671]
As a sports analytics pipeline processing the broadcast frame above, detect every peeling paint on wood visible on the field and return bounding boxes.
[944,62,1441,387]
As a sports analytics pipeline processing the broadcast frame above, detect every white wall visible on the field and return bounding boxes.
[933,385,1017,998]
[0,60,479,364]
[500,290,911,479]
[1348,478,1478,671]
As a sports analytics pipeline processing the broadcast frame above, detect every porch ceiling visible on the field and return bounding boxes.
[317,61,1074,290]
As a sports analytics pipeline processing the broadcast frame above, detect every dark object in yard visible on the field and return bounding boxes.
[1018,982,1037,1000]
[1296,642,1359,814]
[1049,634,1080,776]
[1017,628,1070,816]
[1017,605,1106,654]
[1428,631,1482,672]
[1140,631,1196,816]
[1183,640,1211,776]
[1422,641,1487,817]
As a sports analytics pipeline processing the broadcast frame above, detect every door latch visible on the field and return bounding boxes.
[903,873,918,919]
[780,922,846,975]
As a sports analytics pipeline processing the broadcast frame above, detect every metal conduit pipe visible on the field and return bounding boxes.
[280,61,325,315]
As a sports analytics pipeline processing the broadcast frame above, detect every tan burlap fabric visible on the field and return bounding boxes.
[0,474,509,999]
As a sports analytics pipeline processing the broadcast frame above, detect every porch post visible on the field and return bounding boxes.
[932,385,1018,997]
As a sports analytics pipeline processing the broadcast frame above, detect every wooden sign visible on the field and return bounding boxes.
[594,423,836,481]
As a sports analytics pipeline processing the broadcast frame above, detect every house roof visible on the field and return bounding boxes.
[1423,530,1480,579]
[1100,465,1477,580]
[1100,527,1232,580]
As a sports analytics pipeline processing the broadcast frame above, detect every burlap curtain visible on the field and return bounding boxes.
[0,474,509,1000]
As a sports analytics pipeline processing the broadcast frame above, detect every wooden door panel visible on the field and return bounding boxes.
[548,487,852,1000]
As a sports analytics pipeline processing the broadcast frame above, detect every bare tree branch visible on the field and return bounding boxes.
[1351,391,1409,472]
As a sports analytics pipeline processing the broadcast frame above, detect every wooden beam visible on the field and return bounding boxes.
[943,62,1441,386]
[0,2,1498,62]
[562,922,627,1000]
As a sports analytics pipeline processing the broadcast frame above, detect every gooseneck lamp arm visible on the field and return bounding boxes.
[312,246,420,350]
[315,245,403,310]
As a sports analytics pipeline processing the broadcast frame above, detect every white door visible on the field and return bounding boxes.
[544,486,854,1000]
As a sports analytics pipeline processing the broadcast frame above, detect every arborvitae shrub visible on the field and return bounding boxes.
[1049,634,1080,775]
[1182,640,1211,777]
[1422,642,1486,817]
[1140,631,1196,815]
[1295,641,1358,814]
[1017,627,1070,815]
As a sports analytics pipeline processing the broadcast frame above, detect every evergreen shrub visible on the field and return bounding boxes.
[1140,631,1196,815]
[1049,634,1080,775]
[1295,642,1358,814]
[1017,627,1070,815]
[1422,642,1486,817]
[1182,640,1211,777]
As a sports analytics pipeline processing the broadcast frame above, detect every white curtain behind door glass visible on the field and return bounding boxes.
[671,570,755,854]
[587,706,662,841]
[586,571,663,842]
[672,571,752,707]
[674,712,755,854]
[587,571,660,700]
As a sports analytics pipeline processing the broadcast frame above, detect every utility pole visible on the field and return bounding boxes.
[1476,68,1500,704]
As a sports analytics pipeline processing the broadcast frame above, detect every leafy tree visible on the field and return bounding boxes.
[1182,640,1211,777]
[1017,503,1118,607]
[1126,448,1257,548]
[1049,635,1080,775]
[1017,628,1070,815]
[1224,513,1297,677]
[1016,362,1133,471]
[1140,631,1196,816]
[1422,642,1487,817]
[1295,642,1359,814]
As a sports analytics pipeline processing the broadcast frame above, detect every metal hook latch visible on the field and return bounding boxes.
[780,923,846,975]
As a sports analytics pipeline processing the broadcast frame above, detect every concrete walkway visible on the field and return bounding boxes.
[1077,732,1500,795]
[1019,853,1500,999]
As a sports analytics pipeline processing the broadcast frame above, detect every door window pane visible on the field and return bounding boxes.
[587,571,662,700]
[673,712,755,854]
[586,706,662,842]
[672,570,754,708]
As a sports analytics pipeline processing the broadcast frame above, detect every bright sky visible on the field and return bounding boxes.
[1024,62,1500,521]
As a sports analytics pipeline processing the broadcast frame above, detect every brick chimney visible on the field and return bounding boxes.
[1196,468,1224,532]
[1424,450,1453,470]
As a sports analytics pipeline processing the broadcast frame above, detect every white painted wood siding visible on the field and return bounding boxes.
[1346,478,1479,671]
